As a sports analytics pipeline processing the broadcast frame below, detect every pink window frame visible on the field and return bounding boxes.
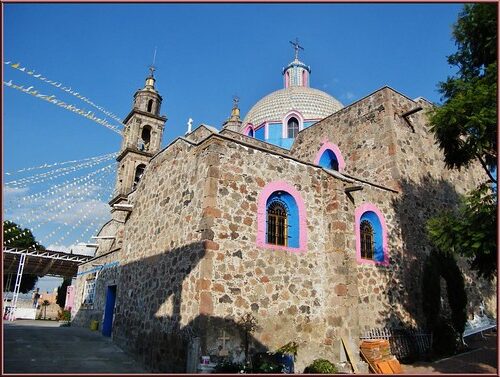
[354,203,389,266]
[314,140,346,173]
[256,180,307,252]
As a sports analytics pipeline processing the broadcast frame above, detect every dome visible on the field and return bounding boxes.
[242,86,343,128]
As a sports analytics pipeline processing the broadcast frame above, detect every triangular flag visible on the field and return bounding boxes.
[34,74,41,78]
[11,63,20,68]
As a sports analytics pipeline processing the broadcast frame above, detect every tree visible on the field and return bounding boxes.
[426,4,497,279]
[3,220,45,293]
[41,300,50,320]
[427,183,496,280]
[56,278,72,309]
[429,3,497,182]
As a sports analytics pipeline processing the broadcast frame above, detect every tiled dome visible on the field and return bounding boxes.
[242,86,343,128]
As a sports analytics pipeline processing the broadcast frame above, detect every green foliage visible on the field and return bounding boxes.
[275,341,299,360]
[3,220,45,293]
[57,309,71,321]
[303,359,338,374]
[427,184,497,279]
[252,352,285,374]
[422,250,467,356]
[429,3,497,179]
[56,278,72,309]
[214,360,244,373]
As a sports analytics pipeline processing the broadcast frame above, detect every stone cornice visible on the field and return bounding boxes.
[123,108,167,125]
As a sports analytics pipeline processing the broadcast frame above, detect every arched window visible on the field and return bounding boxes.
[133,164,146,190]
[257,181,307,252]
[267,201,288,246]
[141,126,151,151]
[360,220,374,260]
[287,117,299,138]
[147,99,153,113]
[318,149,339,171]
[355,203,388,265]
[314,141,346,173]
[248,128,254,138]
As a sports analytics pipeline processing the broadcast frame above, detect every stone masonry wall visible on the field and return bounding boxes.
[109,137,217,372]
[201,136,406,371]
[291,87,399,191]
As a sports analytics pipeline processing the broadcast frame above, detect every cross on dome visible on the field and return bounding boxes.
[289,38,304,60]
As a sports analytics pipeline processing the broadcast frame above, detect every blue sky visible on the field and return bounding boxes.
[4,3,464,290]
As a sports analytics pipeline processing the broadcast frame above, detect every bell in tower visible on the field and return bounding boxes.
[110,67,167,205]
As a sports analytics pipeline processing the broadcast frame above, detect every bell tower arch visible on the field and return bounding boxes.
[110,67,167,204]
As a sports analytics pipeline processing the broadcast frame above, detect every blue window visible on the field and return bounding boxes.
[266,191,299,248]
[359,211,384,262]
[318,149,339,171]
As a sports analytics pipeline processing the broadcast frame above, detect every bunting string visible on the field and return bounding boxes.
[5,153,116,187]
[3,165,114,245]
[5,152,116,176]
[3,80,122,135]
[4,60,126,127]
[6,162,117,205]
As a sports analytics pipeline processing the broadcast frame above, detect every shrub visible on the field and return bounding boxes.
[432,317,460,358]
[57,309,71,321]
[214,360,244,373]
[304,359,338,374]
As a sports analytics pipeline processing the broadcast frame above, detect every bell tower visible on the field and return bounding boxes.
[110,67,167,205]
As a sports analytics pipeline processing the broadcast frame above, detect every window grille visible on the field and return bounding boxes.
[360,220,374,260]
[267,201,288,246]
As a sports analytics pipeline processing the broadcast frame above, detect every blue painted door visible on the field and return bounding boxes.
[102,285,116,337]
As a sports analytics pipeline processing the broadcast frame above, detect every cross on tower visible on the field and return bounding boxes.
[232,95,240,109]
[289,38,304,60]
[149,65,156,78]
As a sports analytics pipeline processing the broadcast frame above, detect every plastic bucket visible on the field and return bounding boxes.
[90,320,99,331]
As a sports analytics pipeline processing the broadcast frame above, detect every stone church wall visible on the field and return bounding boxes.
[198,135,408,371]
[291,87,399,191]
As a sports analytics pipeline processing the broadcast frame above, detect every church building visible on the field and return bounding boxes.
[72,43,495,372]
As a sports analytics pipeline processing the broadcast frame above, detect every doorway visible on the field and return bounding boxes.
[102,285,117,337]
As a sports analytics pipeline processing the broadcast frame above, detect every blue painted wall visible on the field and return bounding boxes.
[266,191,299,248]
[360,211,384,262]
[255,126,265,141]
[303,121,315,129]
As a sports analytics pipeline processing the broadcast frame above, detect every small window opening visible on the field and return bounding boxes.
[147,99,153,113]
[133,164,146,190]
[287,117,299,138]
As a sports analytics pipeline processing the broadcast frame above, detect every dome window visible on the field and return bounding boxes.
[287,117,299,138]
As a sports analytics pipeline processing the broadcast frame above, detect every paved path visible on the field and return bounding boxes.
[402,331,497,374]
[4,320,148,373]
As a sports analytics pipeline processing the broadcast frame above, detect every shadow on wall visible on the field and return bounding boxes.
[72,241,268,373]
[376,174,495,330]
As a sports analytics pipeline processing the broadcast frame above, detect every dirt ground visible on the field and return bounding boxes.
[402,331,497,374]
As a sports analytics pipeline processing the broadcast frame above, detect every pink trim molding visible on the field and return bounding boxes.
[314,141,346,173]
[243,124,254,136]
[256,180,307,252]
[282,110,304,138]
[354,203,389,266]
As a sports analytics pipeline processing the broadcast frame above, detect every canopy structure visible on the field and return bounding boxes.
[3,247,92,277]
[3,247,93,321]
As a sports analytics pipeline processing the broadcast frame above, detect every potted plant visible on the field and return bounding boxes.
[57,309,71,326]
